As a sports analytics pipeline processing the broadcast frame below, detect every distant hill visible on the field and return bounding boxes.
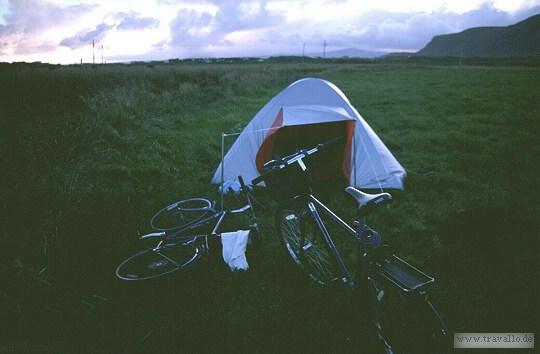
[382,52,415,58]
[417,14,540,57]
[322,48,383,58]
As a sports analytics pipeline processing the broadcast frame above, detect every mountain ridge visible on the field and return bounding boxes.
[416,14,540,57]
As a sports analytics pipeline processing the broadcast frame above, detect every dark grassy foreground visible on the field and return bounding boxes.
[0,60,538,353]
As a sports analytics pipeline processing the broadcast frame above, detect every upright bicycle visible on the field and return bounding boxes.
[253,141,449,353]
[116,176,259,281]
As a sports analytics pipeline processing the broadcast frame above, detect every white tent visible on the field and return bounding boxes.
[211,78,406,190]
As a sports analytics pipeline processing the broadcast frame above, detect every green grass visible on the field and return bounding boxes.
[0,60,538,352]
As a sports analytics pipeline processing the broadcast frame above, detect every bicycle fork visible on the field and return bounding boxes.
[306,201,355,287]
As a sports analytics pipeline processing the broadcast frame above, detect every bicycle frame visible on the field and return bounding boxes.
[300,194,360,287]
[149,203,253,252]
[142,192,258,257]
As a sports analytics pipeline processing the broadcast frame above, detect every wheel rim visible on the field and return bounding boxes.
[279,210,337,285]
[150,198,214,231]
[116,243,199,280]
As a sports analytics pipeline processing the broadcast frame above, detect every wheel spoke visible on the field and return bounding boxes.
[155,251,180,266]
[278,209,337,284]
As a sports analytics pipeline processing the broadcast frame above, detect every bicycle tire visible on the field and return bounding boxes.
[369,277,450,354]
[150,198,214,231]
[276,208,338,285]
[115,242,199,281]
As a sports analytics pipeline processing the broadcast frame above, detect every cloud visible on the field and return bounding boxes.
[514,4,540,21]
[11,42,58,55]
[0,0,95,55]
[213,0,284,33]
[0,33,9,55]
[117,13,160,30]
[263,1,540,53]
[0,0,94,35]
[169,0,285,49]
[351,2,540,51]
[60,23,113,49]
[170,9,213,46]
[2,0,540,62]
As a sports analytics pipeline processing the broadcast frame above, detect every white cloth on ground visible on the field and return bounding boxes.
[221,230,250,271]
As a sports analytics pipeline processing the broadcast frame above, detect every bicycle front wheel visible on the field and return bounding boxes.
[115,243,199,281]
[276,209,338,285]
[150,198,214,231]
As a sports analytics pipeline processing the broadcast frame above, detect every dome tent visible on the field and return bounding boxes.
[211,78,406,190]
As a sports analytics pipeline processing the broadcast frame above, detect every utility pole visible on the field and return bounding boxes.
[92,40,95,65]
[323,40,327,59]
[302,42,306,62]
[101,45,104,64]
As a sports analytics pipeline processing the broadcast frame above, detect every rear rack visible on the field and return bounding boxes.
[377,254,435,292]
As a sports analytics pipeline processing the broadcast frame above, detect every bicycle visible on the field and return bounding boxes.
[252,141,449,354]
[115,176,259,281]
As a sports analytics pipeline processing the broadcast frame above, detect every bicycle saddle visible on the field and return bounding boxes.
[345,187,392,214]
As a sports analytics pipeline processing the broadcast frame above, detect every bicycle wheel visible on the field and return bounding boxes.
[276,209,338,285]
[370,278,450,354]
[150,198,214,231]
[115,242,199,281]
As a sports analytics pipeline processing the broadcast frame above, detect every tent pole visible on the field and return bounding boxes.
[353,131,356,186]
[220,132,225,211]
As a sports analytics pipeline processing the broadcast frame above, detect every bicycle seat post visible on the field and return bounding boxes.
[353,217,366,237]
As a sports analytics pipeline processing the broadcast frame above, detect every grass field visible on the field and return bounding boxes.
[0,59,538,353]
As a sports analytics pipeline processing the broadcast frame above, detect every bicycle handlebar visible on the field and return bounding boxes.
[237,174,264,211]
[238,175,247,191]
[139,231,166,240]
[252,136,342,186]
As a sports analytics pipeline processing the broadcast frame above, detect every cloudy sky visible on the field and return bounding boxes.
[1,0,539,64]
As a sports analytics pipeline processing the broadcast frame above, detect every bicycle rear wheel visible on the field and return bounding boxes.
[150,198,214,231]
[370,278,449,354]
[115,242,199,281]
[276,209,338,285]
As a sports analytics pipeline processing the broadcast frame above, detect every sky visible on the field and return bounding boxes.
[0,0,539,64]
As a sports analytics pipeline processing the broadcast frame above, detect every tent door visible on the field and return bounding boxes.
[256,120,354,185]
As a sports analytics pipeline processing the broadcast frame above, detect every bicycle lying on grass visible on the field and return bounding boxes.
[253,140,449,354]
[115,177,259,281]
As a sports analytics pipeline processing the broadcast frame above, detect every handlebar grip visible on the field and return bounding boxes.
[252,161,283,185]
[252,175,265,186]
[139,231,165,240]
